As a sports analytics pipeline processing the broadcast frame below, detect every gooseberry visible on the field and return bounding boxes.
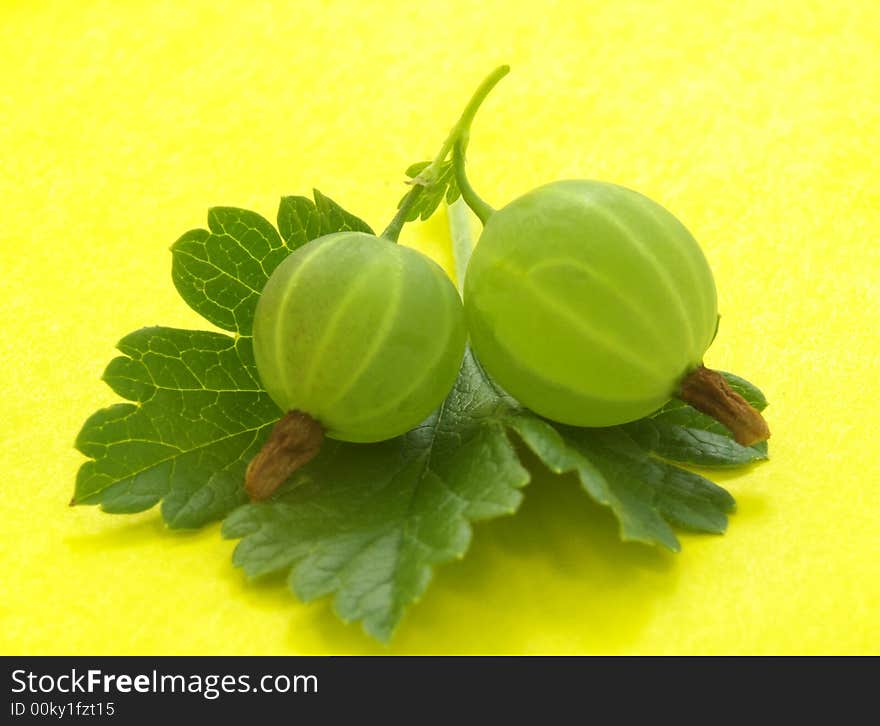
[243,66,515,500]
[448,67,766,445]
[253,231,466,443]
[246,230,467,500]
[464,179,718,428]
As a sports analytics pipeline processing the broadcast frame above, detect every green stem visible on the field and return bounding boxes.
[381,185,423,242]
[380,64,509,241]
[447,197,475,294]
[453,138,494,224]
[430,64,510,173]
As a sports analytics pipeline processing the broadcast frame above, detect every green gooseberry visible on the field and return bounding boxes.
[253,231,466,443]
[464,179,719,427]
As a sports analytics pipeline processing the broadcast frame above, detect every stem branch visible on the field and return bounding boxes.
[431,64,510,171]
[381,64,509,241]
[453,138,494,224]
[447,197,476,294]
[381,185,424,242]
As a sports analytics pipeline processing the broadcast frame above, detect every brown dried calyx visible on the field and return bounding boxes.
[245,410,324,501]
[677,366,770,447]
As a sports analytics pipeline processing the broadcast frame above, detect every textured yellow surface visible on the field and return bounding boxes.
[1,0,878,655]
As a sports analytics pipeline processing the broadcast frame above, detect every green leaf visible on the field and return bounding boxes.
[313,189,374,236]
[74,327,280,528]
[721,371,768,410]
[506,417,676,550]
[276,191,372,248]
[397,159,462,223]
[171,209,287,336]
[276,196,322,247]
[172,192,372,335]
[76,190,768,642]
[223,346,746,639]
[624,372,770,468]
[77,191,372,526]
[506,416,735,552]
[222,349,529,642]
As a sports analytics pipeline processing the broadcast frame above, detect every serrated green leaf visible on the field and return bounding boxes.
[172,193,372,336]
[626,413,768,468]
[77,187,768,642]
[312,189,374,236]
[569,426,735,536]
[277,190,373,249]
[647,464,736,533]
[508,416,735,550]
[276,195,322,247]
[507,417,679,550]
[223,349,529,642]
[171,208,287,335]
[74,327,281,528]
[223,345,750,638]
[77,191,374,528]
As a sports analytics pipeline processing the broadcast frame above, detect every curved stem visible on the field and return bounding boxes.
[453,138,494,225]
[432,64,510,171]
[447,197,475,294]
[381,185,424,242]
[381,64,509,241]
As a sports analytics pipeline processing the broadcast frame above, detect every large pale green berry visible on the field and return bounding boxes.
[464,179,718,427]
[253,232,466,442]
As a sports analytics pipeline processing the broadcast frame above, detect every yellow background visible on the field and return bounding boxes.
[1,0,878,655]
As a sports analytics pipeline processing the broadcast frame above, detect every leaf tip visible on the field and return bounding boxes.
[364,621,395,645]
[623,529,681,553]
